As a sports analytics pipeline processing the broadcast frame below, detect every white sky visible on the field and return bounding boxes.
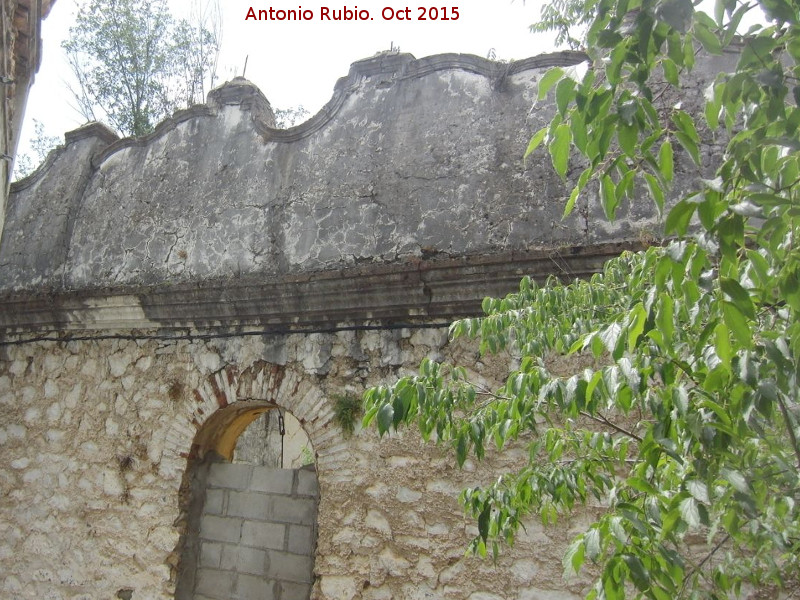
[18,0,558,155]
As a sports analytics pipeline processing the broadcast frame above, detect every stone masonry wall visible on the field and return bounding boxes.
[193,464,317,600]
[0,328,592,600]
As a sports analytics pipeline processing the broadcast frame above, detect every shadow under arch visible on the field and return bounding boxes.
[174,382,321,599]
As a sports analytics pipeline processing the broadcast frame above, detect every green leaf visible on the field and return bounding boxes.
[525,127,548,160]
[556,77,576,116]
[478,504,490,540]
[377,403,394,434]
[687,480,709,504]
[538,67,564,101]
[564,538,585,574]
[645,172,665,214]
[714,322,732,369]
[656,292,675,344]
[627,303,647,352]
[720,277,755,319]
[761,0,797,23]
[662,58,679,86]
[584,528,601,560]
[679,496,700,528]
[550,123,572,179]
[722,301,752,347]
[672,111,701,165]
[693,20,722,54]
[564,167,592,218]
[623,554,651,592]
[601,173,619,220]
[665,200,696,235]
[659,139,674,182]
[721,468,749,493]
[618,123,637,157]
[456,432,468,466]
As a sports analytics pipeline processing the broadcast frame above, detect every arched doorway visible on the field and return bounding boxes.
[174,400,318,600]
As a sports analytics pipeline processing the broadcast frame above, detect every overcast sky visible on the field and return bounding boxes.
[17,0,559,159]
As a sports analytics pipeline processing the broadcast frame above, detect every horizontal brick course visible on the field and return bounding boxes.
[195,568,235,597]
[296,469,318,497]
[288,524,314,555]
[267,549,314,583]
[200,514,242,544]
[251,467,293,494]
[271,496,315,525]
[227,490,273,520]
[221,544,267,576]
[241,520,286,550]
[237,573,276,600]
[203,488,225,515]
[208,462,252,489]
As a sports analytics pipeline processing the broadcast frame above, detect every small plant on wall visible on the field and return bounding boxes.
[332,392,362,437]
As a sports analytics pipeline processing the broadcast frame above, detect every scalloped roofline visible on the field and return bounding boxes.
[10,50,588,190]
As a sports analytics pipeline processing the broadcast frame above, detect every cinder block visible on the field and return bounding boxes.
[250,467,294,494]
[271,496,315,525]
[203,489,225,515]
[296,469,318,497]
[287,524,314,555]
[227,491,272,520]
[241,520,286,550]
[236,573,276,600]
[199,541,223,568]
[267,549,313,583]
[195,568,235,597]
[199,514,242,544]
[280,581,311,599]
[207,463,252,490]
[221,544,267,576]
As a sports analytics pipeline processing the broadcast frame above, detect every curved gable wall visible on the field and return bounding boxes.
[0,50,734,334]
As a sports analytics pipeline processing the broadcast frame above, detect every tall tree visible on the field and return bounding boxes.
[365,0,800,598]
[11,120,61,180]
[172,0,222,107]
[63,0,220,137]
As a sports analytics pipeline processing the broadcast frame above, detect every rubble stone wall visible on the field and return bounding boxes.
[0,329,591,600]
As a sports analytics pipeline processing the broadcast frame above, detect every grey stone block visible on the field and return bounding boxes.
[280,581,312,600]
[203,488,225,515]
[199,514,242,544]
[200,541,223,568]
[221,544,267,576]
[228,491,273,520]
[241,520,286,550]
[296,469,318,497]
[236,574,276,600]
[250,467,294,495]
[267,550,313,583]
[287,524,314,555]
[207,463,252,490]
[195,568,235,597]
[271,496,315,525]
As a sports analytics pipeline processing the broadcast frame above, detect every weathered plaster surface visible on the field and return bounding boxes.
[2,51,636,293]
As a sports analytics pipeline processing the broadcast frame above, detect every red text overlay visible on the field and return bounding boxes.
[244,6,460,21]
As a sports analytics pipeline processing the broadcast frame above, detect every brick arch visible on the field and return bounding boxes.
[162,361,340,475]
[171,360,335,599]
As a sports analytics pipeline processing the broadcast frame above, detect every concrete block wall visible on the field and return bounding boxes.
[194,463,318,600]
